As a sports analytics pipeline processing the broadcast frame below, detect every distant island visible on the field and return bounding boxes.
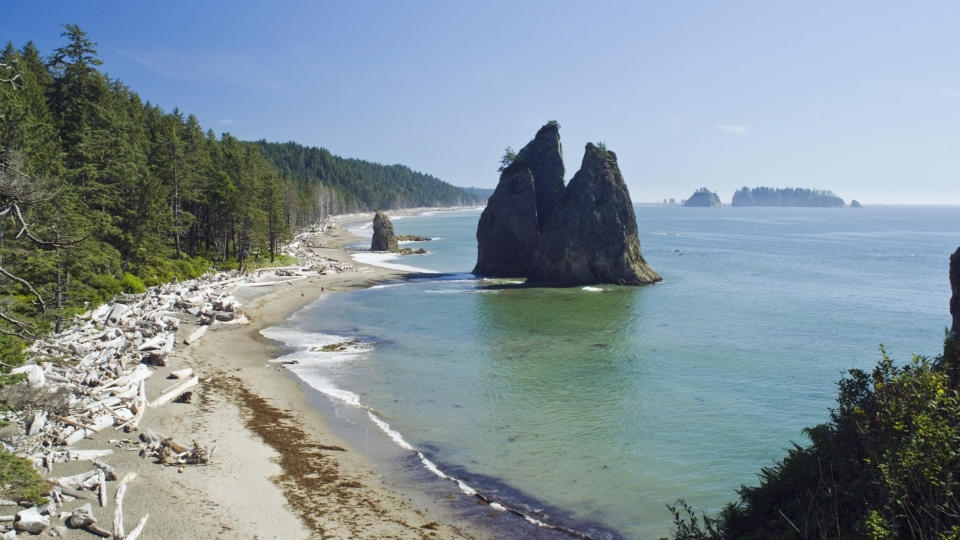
[731,187,845,207]
[850,199,862,208]
[682,188,722,207]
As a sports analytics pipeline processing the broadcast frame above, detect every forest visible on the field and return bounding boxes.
[731,187,846,207]
[0,26,481,343]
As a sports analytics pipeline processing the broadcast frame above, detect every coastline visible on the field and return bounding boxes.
[41,209,489,539]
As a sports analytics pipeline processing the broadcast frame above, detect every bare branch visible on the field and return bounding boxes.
[0,62,21,88]
[0,265,46,313]
[0,310,38,339]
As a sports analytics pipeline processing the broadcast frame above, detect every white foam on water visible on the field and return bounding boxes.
[351,252,437,273]
[368,412,416,451]
[260,327,348,350]
[581,286,603,292]
[368,282,407,290]
[293,373,363,407]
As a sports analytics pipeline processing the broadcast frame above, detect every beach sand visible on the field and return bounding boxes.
[54,215,489,539]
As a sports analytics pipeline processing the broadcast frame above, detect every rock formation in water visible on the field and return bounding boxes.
[731,187,845,207]
[526,144,662,286]
[849,199,862,208]
[683,188,723,207]
[473,121,565,276]
[951,247,960,335]
[370,210,399,252]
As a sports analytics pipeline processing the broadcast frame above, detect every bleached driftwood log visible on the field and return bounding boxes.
[169,368,193,379]
[183,325,206,345]
[67,503,111,537]
[148,376,198,408]
[113,472,136,539]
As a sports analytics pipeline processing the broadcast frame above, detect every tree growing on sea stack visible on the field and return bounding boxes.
[370,210,399,252]
[526,143,662,286]
[473,121,565,276]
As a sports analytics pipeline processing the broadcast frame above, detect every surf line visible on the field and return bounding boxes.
[364,410,601,539]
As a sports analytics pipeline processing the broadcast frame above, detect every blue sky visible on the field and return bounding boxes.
[4,1,960,204]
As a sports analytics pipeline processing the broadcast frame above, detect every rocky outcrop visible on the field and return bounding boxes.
[951,247,960,335]
[515,122,565,230]
[683,188,722,207]
[472,166,539,276]
[370,211,399,252]
[473,122,564,276]
[526,144,662,287]
[850,200,862,208]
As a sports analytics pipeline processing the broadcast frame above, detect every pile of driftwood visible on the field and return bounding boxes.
[0,228,361,536]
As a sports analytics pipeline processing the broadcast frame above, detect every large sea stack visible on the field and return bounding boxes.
[526,144,662,286]
[370,210,399,252]
[473,122,564,277]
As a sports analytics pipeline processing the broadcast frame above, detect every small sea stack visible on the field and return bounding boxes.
[371,210,399,252]
[473,121,565,277]
[683,188,722,207]
[527,143,662,286]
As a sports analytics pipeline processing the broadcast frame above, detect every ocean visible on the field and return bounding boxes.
[262,205,960,539]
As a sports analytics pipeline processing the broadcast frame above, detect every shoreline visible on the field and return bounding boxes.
[131,210,489,539]
[2,207,491,539]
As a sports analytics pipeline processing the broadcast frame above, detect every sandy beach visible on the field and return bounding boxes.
[45,211,490,539]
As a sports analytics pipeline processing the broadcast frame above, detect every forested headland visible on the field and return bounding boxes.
[731,187,846,207]
[255,141,483,216]
[0,25,482,342]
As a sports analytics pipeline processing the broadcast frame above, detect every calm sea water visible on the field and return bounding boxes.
[264,206,960,539]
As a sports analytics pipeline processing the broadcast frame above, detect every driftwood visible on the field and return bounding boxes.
[0,227,356,536]
[14,506,48,534]
[183,325,207,345]
[148,376,198,408]
[169,367,193,379]
[66,503,111,537]
[113,472,136,540]
[125,514,149,540]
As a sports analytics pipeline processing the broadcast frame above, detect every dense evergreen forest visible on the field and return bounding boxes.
[731,187,846,207]
[255,141,484,216]
[0,26,480,342]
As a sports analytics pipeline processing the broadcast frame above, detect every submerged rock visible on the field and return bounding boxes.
[473,122,564,276]
[370,210,399,252]
[683,188,722,207]
[527,143,662,286]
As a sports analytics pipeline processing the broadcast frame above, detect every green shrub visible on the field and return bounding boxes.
[120,272,146,294]
[0,450,48,505]
[0,335,27,389]
[666,343,960,539]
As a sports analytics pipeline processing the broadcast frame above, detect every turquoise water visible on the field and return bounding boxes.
[265,206,960,539]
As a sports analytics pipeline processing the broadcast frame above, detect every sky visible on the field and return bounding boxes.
[4,1,960,204]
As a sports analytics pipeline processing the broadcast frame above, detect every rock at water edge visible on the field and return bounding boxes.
[371,210,399,252]
[527,143,662,287]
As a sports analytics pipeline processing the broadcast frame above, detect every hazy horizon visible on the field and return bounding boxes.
[5,1,960,205]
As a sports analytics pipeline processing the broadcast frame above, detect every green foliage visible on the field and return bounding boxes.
[0,450,48,505]
[120,272,146,293]
[255,140,484,217]
[0,335,28,388]
[1,26,476,337]
[731,186,845,207]
[498,146,517,173]
[666,343,960,539]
